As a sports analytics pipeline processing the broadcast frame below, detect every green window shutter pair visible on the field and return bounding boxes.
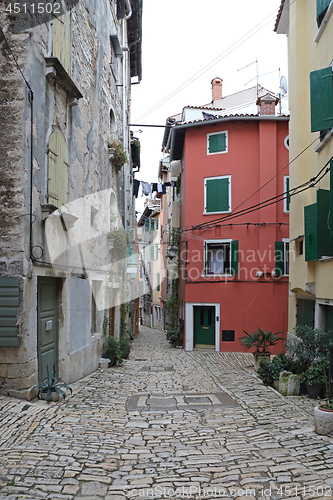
[317,0,331,26]
[304,189,333,260]
[0,277,20,347]
[310,66,333,132]
[208,133,226,153]
[275,241,285,276]
[205,177,230,213]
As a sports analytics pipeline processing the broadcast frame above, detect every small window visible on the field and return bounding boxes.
[204,176,231,214]
[222,330,235,342]
[298,239,304,256]
[207,131,228,155]
[204,240,239,275]
[284,175,290,213]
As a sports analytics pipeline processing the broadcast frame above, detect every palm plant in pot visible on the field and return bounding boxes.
[37,369,72,403]
[240,327,284,371]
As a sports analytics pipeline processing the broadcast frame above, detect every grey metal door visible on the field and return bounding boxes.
[37,277,59,381]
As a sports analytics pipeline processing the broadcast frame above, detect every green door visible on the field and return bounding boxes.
[37,277,59,381]
[194,306,215,347]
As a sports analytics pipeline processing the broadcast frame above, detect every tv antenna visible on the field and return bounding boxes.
[238,58,259,98]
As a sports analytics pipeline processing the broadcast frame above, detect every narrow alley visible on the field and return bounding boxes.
[0,327,332,500]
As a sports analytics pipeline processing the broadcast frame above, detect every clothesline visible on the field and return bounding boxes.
[133,179,176,198]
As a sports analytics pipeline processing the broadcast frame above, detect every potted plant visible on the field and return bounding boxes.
[37,369,72,403]
[302,360,328,399]
[314,399,333,436]
[107,140,128,167]
[240,327,284,371]
[119,337,131,359]
[258,353,298,389]
[103,336,123,366]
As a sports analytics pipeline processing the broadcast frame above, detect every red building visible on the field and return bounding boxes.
[166,81,290,352]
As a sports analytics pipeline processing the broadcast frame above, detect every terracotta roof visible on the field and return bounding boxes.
[274,0,286,32]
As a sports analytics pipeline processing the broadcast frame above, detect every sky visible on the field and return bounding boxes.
[131,0,288,215]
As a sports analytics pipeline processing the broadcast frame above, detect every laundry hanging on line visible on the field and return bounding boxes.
[133,180,176,198]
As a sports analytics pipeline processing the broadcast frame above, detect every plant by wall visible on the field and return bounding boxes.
[110,227,129,260]
[108,140,128,165]
[287,325,333,373]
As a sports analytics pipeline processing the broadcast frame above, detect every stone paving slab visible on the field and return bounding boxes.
[0,327,332,500]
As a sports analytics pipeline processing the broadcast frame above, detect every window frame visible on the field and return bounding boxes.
[204,175,231,215]
[204,239,238,277]
[207,130,228,155]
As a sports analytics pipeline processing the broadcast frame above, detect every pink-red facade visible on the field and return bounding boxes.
[177,115,290,353]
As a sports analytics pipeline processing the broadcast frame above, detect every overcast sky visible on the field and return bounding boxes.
[131,0,288,215]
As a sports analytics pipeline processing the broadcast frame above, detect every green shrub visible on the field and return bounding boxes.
[302,359,329,385]
[258,353,298,387]
[287,326,333,373]
[103,337,123,365]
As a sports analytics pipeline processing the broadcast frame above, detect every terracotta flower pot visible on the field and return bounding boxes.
[313,405,333,436]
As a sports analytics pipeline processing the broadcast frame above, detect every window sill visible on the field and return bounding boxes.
[45,57,83,101]
[203,211,231,215]
[201,274,233,278]
[315,127,333,152]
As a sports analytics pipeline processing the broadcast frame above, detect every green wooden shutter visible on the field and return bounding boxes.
[317,0,331,26]
[285,176,290,212]
[157,273,160,292]
[304,203,318,261]
[48,132,68,208]
[151,219,155,231]
[52,4,71,74]
[155,218,159,230]
[151,245,154,260]
[310,67,333,132]
[275,241,285,276]
[329,160,333,238]
[230,240,239,275]
[208,134,219,153]
[206,178,230,212]
[145,219,149,231]
[296,298,315,327]
[317,189,333,257]
[217,133,226,152]
[0,277,20,347]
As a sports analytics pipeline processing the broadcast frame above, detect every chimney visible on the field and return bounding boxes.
[211,77,223,102]
[256,93,279,116]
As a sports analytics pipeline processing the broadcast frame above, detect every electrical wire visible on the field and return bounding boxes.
[188,157,332,231]
[134,8,281,122]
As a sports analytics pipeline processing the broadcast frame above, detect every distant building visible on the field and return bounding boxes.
[275,0,333,332]
[163,79,289,352]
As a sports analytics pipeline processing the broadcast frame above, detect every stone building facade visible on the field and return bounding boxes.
[0,0,142,399]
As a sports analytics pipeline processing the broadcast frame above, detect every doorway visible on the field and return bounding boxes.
[37,277,59,381]
[194,306,215,347]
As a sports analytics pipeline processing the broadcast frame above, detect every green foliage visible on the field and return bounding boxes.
[321,401,333,410]
[287,325,333,373]
[119,337,131,358]
[302,359,329,385]
[110,227,129,259]
[103,336,123,365]
[258,353,298,386]
[240,327,284,356]
[108,140,128,164]
[176,175,181,196]
[38,368,72,403]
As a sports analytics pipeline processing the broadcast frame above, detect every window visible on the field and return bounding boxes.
[317,0,331,26]
[275,240,289,276]
[204,176,231,214]
[304,189,333,260]
[310,66,333,132]
[207,131,228,154]
[47,131,68,208]
[284,175,290,213]
[204,240,239,275]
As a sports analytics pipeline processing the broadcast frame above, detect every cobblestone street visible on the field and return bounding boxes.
[0,326,332,500]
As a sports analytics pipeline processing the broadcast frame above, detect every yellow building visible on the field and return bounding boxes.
[276,0,333,332]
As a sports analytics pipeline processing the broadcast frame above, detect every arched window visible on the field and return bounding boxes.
[47,131,68,208]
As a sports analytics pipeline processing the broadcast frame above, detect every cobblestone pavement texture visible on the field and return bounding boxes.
[0,327,332,500]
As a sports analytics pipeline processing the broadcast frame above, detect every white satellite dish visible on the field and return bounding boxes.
[280,75,288,95]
